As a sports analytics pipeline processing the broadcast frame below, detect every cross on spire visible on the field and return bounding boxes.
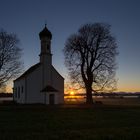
[45,20,47,27]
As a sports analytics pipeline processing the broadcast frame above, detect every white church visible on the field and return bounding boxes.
[13,25,64,104]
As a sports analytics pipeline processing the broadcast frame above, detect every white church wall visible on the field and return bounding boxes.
[14,79,26,104]
[45,93,49,104]
[43,56,52,87]
[26,66,44,104]
[52,67,64,104]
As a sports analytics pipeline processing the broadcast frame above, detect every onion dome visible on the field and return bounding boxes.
[39,25,52,40]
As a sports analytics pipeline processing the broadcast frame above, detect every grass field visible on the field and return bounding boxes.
[0,104,140,140]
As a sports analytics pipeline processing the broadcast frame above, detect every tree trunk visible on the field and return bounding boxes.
[85,86,93,104]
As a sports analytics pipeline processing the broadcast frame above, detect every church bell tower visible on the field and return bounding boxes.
[39,24,52,64]
[39,25,52,86]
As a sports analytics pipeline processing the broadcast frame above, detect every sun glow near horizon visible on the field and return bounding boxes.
[70,91,75,95]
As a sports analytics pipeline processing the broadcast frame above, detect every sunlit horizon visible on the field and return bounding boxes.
[4,84,140,93]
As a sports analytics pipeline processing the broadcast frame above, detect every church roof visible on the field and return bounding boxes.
[14,63,64,82]
[41,85,59,92]
[51,65,64,80]
[39,26,52,40]
[14,63,41,81]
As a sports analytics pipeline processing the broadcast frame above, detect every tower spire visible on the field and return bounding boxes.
[39,24,52,40]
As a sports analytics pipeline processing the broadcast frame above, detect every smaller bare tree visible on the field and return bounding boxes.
[0,29,23,89]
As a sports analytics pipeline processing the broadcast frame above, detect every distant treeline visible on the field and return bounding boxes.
[65,92,140,97]
[0,93,13,97]
[93,92,140,97]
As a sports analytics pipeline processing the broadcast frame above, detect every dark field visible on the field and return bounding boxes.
[0,104,140,140]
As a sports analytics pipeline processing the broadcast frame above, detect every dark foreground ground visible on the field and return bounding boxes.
[0,104,140,140]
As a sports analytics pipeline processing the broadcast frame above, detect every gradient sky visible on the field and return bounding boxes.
[0,0,140,92]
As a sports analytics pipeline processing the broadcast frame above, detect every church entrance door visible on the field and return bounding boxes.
[49,94,55,105]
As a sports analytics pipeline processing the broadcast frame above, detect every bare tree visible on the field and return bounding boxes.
[0,29,23,89]
[63,23,118,104]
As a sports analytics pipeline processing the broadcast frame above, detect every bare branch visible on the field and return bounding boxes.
[63,23,118,104]
[0,29,23,89]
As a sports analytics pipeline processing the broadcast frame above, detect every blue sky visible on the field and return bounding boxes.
[0,0,140,92]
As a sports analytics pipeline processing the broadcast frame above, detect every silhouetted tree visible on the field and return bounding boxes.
[0,29,23,88]
[64,23,118,104]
